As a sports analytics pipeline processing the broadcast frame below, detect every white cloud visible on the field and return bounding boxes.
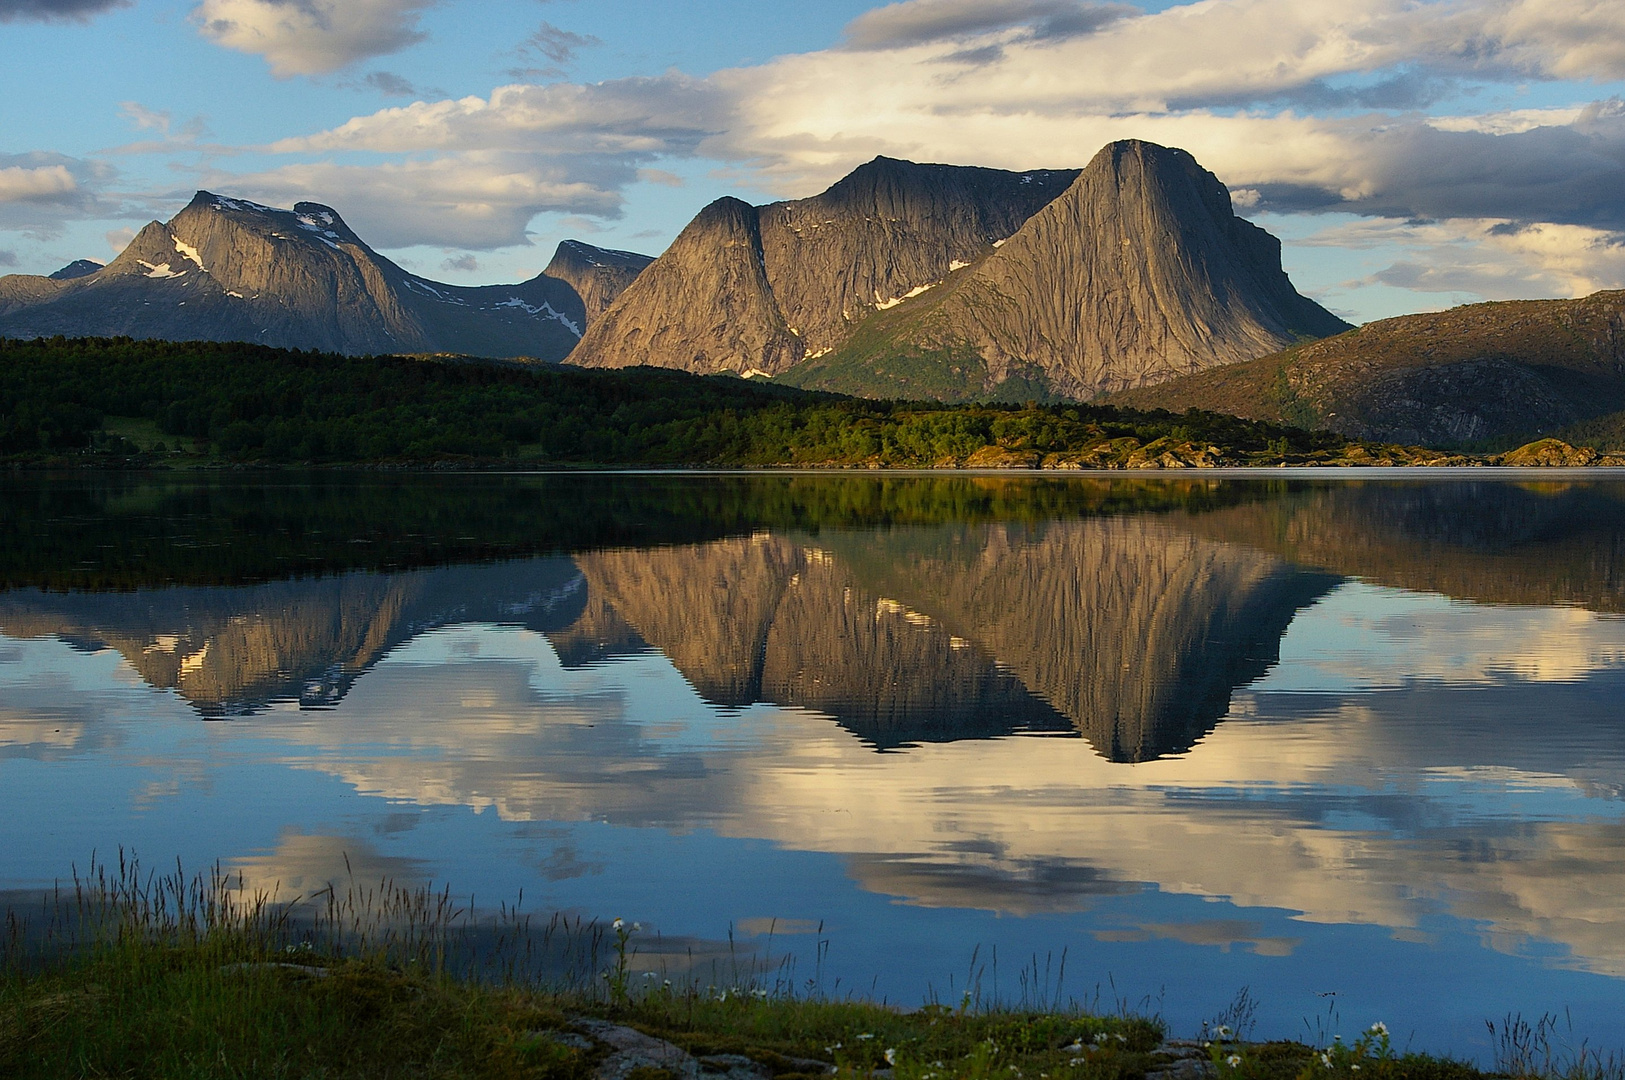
[0,164,76,204]
[0,153,114,239]
[193,0,437,77]
[1296,215,1625,301]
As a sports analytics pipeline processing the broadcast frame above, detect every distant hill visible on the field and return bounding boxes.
[1105,291,1625,447]
[571,141,1346,401]
[0,193,649,359]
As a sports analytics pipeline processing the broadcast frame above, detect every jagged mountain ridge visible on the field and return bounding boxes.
[1104,290,1625,446]
[568,157,1080,375]
[0,193,650,359]
[780,141,1350,400]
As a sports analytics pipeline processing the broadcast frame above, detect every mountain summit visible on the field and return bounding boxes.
[0,193,648,359]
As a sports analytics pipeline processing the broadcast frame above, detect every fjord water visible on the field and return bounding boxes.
[4,472,1625,1056]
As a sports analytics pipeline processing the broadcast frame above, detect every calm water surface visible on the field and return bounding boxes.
[3,472,1624,1057]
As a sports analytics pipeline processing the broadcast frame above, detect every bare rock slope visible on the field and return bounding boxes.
[781,141,1349,400]
[569,158,1079,377]
[572,142,1343,399]
[0,192,649,359]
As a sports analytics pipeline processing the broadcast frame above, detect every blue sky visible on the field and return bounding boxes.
[6,0,1625,322]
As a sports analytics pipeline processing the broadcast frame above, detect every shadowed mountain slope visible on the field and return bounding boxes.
[1106,291,1625,447]
[780,141,1349,401]
[0,193,648,359]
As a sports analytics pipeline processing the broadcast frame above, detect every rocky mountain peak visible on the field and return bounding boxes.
[569,195,801,375]
[543,239,655,324]
[779,139,1350,400]
[48,259,104,281]
[1,191,651,359]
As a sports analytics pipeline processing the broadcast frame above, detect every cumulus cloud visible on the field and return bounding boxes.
[441,253,478,273]
[193,0,437,77]
[0,0,126,21]
[0,153,114,238]
[1301,215,1625,303]
[0,164,77,204]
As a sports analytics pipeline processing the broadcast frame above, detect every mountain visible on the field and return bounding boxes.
[779,141,1349,400]
[48,259,103,280]
[0,193,649,360]
[570,142,1345,400]
[541,240,654,324]
[1104,290,1625,447]
[568,157,1080,376]
[569,197,804,376]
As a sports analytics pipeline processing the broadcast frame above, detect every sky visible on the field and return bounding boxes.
[6,0,1625,322]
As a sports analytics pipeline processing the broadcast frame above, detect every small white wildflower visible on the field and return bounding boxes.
[632,922,642,932]
[1216,1026,1233,1040]
[885,1049,897,1065]
[1320,1053,1333,1068]
[857,1033,875,1041]
[1063,1041,1084,1053]
[1226,1055,1242,1069]
[612,917,624,930]
[1351,1066,1361,1072]
[1069,1059,1086,1067]
[1369,1022,1388,1037]
[1114,1035,1127,1045]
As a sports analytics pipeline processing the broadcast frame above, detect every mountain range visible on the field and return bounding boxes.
[0,192,650,359]
[0,141,1344,402]
[572,141,1349,400]
[14,140,1625,450]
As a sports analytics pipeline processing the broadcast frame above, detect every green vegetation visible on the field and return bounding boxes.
[0,336,1364,467]
[0,859,1569,1080]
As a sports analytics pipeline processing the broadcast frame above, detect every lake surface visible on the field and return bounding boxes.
[3,471,1625,1058]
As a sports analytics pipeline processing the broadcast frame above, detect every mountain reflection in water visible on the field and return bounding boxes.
[4,473,1625,1050]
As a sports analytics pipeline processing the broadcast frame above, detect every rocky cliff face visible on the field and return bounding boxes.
[756,158,1079,356]
[568,197,804,375]
[0,193,649,359]
[781,141,1349,400]
[569,160,1078,377]
[542,240,654,325]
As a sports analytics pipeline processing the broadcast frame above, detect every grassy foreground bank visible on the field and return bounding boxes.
[0,860,1603,1080]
